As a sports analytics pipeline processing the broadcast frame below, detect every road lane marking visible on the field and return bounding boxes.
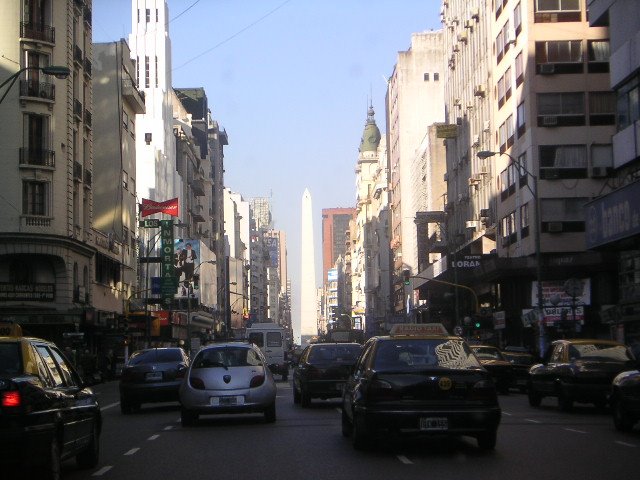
[148,434,160,440]
[564,428,587,434]
[164,426,174,431]
[100,402,120,411]
[124,448,140,455]
[92,466,113,476]
[525,419,541,423]
[615,441,636,447]
[397,455,413,464]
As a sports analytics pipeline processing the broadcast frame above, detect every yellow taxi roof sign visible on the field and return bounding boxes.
[390,323,449,336]
[0,322,23,337]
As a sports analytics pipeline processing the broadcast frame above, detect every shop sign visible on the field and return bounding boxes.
[585,181,640,249]
[0,283,55,301]
[450,255,482,269]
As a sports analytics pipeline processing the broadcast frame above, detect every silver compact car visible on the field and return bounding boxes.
[179,342,277,426]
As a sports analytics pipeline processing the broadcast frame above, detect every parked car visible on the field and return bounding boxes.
[293,342,362,407]
[501,349,535,393]
[341,324,501,451]
[179,341,277,426]
[611,365,640,432]
[119,347,189,413]
[528,339,635,411]
[0,323,101,479]
[471,345,515,394]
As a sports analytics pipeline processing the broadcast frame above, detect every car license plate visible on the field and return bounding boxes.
[210,396,244,406]
[419,417,448,431]
[145,372,162,381]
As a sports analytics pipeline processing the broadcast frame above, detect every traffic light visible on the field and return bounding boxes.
[402,269,411,285]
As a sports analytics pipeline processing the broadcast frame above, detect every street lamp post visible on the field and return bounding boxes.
[0,65,70,104]
[477,150,545,356]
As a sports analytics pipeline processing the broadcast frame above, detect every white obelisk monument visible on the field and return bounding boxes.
[299,188,316,344]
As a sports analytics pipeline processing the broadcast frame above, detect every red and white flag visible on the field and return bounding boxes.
[140,197,179,217]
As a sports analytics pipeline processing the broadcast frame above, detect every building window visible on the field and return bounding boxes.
[22,180,48,216]
[506,114,514,147]
[517,101,526,136]
[498,121,507,151]
[501,211,517,246]
[587,40,610,73]
[539,144,588,178]
[589,91,616,125]
[144,56,149,88]
[514,2,522,35]
[504,67,512,100]
[515,52,524,86]
[123,171,128,190]
[155,56,159,88]
[424,73,429,81]
[535,0,581,22]
[496,29,505,63]
[434,72,439,81]
[520,203,530,238]
[145,9,150,23]
[535,40,583,74]
[156,9,159,22]
[617,75,640,131]
[497,76,505,108]
[137,9,140,23]
[541,197,588,232]
[537,92,585,126]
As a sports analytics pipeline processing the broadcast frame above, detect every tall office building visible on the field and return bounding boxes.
[300,188,316,343]
[321,208,354,285]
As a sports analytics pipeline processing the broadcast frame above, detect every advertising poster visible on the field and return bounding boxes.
[174,239,200,300]
[265,236,279,268]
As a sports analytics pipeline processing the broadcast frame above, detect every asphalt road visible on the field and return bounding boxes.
[61,381,639,480]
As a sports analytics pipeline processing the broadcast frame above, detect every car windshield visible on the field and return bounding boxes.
[473,347,505,361]
[503,353,534,365]
[374,339,482,370]
[568,343,634,362]
[193,347,262,369]
[308,344,361,363]
[128,349,183,365]
[0,343,21,375]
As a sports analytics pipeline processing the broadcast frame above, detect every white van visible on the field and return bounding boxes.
[245,323,289,381]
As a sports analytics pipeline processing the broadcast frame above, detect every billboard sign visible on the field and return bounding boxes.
[264,236,279,268]
[327,268,338,282]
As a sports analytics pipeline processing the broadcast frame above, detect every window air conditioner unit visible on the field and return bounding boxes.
[471,7,480,20]
[547,222,564,233]
[457,32,468,43]
[466,220,478,230]
[505,29,516,45]
[539,63,555,75]
[542,115,558,126]
[468,177,480,187]
[591,166,611,178]
[453,44,460,52]
[465,20,473,29]
[443,172,449,182]
[474,84,486,97]
[472,134,480,146]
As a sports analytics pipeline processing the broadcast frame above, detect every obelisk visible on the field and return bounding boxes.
[300,188,316,344]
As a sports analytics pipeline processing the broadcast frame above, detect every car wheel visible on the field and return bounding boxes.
[264,403,276,423]
[341,408,352,437]
[352,413,372,450]
[293,386,301,404]
[76,424,100,469]
[181,408,198,427]
[37,435,61,480]
[612,396,634,432]
[528,386,542,407]
[301,388,311,408]
[558,387,573,412]
[477,430,497,451]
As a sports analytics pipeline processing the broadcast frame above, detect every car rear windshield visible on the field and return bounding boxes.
[504,353,534,365]
[0,343,21,375]
[473,347,505,361]
[193,347,262,369]
[128,349,183,365]
[374,339,482,370]
[308,344,362,363]
[569,343,634,362]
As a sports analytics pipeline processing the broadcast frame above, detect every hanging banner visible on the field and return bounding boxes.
[140,198,179,217]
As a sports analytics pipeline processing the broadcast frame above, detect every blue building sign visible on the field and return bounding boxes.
[585,181,640,249]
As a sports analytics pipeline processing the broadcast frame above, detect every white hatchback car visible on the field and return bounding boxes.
[179,341,277,426]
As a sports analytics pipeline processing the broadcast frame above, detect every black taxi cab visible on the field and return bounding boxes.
[341,324,501,450]
[0,322,101,478]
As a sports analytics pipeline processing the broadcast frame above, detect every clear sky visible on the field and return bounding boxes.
[92,0,442,323]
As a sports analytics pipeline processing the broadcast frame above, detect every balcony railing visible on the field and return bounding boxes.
[20,22,55,44]
[19,148,55,168]
[83,6,92,26]
[73,99,83,119]
[19,80,55,100]
[74,45,83,65]
[84,109,92,128]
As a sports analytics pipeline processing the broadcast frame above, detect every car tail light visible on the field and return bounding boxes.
[2,391,21,408]
[189,376,205,390]
[176,366,187,379]
[250,375,265,388]
[367,378,398,401]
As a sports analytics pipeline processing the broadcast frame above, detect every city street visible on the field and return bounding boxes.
[62,381,639,480]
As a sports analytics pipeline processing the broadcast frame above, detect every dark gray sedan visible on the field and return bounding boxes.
[119,347,189,413]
